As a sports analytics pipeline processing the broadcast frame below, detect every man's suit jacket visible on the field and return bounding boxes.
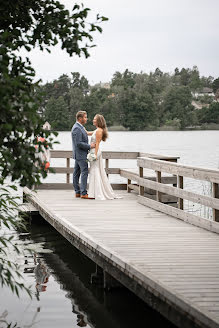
[71,122,90,160]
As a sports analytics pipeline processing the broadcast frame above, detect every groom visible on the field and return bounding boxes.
[71,111,95,199]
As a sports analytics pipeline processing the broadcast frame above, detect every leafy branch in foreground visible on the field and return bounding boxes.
[0,0,108,296]
[0,182,32,297]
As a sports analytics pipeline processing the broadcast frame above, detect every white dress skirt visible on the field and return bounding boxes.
[88,130,121,200]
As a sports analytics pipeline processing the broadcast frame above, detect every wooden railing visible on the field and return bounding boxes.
[38,150,179,192]
[36,150,219,227]
[137,157,219,223]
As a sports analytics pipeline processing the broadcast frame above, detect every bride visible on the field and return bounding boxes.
[85,114,120,200]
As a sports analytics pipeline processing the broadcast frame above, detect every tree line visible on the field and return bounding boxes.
[38,67,219,131]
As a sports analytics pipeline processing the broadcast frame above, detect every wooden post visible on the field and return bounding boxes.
[213,183,219,222]
[90,264,103,286]
[127,179,131,193]
[104,271,122,290]
[156,171,161,202]
[66,158,70,184]
[164,158,178,188]
[139,167,144,196]
[105,159,109,177]
[178,175,184,210]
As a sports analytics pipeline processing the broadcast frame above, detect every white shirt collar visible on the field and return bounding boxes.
[77,121,84,128]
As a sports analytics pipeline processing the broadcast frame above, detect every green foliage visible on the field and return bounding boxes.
[37,66,217,131]
[197,102,219,124]
[163,118,181,130]
[0,183,32,297]
[200,75,214,89]
[213,78,219,93]
[0,0,107,296]
[44,96,70,130]
[85,87,114,127]
[174,66,214,91]
[41,72,90,130]
[116,87,157,130]
[1,0,107,186]
[196,94,214,105]
[161,86,194,129]
[111,69,136,89]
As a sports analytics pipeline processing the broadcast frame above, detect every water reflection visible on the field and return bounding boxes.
[23,256,50,295]
[34,257,50,296]
[0,308,40,328]
[1,217,176,328]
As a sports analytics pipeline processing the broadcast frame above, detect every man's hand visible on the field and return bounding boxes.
[90,143,96,149]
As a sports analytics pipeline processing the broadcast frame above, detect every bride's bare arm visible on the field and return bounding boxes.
[84,128,93,136]
[95,129,103,156]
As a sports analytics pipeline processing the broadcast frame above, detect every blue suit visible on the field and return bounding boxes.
[71,122,90,195]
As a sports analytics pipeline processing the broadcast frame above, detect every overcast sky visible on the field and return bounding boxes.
[26,0,219,84]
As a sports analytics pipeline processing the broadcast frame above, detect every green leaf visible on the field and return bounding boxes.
[96,26,102,33]
[101,16,109,21]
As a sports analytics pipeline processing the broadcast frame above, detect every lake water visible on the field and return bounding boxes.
[47,130,219,181]
[53,130,219,169]
[1,130,219,327]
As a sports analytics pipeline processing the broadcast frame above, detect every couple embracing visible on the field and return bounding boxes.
[71,111,119,200]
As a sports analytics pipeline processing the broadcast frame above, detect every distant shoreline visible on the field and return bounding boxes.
[108,123,219,131]
[54,123,219,133]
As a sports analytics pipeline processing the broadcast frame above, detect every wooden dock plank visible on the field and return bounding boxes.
[18,203,38,214]
[24,188,219,328]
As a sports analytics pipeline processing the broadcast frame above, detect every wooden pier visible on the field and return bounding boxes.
[23,150,219,328]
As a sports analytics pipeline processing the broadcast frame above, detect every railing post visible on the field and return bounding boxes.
[66,158,70,184]
[213,183,219,222]
[178,175,184,210]
[139,167,144,196]
[156,171,161,202]
[127,179,131,193]
[105,159,109,177]
[171,159,178,187]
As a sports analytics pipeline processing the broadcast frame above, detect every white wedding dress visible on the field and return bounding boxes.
[88,130,120,200]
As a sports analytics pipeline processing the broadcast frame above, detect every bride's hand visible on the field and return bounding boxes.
[85,128,93,136]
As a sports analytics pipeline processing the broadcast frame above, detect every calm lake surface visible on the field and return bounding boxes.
[54,130,219,168]
[1,130,219,327]
[47,130,219,182]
